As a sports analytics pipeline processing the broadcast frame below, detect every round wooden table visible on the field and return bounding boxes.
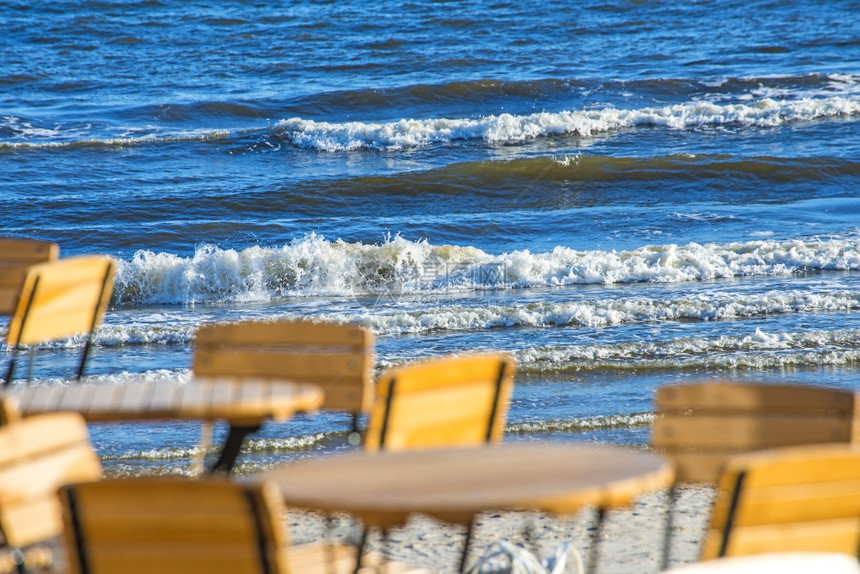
[259,442,674,527]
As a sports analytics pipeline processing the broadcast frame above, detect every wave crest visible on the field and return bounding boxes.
[112,234,860,306]
[273,95,860,151]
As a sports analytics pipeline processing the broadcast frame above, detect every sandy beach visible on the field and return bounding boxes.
[285,485,716,573]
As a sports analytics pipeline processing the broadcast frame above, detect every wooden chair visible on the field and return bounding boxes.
[0,238,59,316]
[652,381,860,567]
[193,319,375,431]
[701,444,860,560]
[361,353,516,572]
[58,477,431,574]
[363,353,516,453]
[652,381,859,484]
[3,256,116,385]
[0,412,102,573]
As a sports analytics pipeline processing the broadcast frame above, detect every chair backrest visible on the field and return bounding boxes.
[652,382,859,483]
[0,412,102,549]
[0,238,59,315]
[193,319,375,417]
[59,478,290,574]
[701,444,860,560]
[4,255,116,384]
[363,353,516,453]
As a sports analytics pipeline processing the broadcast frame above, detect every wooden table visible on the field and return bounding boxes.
[0,377,323,474]
[259,442,674,573]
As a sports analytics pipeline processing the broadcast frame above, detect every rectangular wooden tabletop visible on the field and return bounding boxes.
[1,377,324,425]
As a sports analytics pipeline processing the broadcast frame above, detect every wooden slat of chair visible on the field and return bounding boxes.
[59,478,430,574]
[652,382,860,484]
[701,444,860,560]
[4,256,116,384]
[656,381,858,414]
[0,397,20,426]
[0,238,59,316]
[193,319,375,416]
[363,353,516,453]
[0,412,101,573]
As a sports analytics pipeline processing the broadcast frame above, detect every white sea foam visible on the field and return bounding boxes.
[517,328,860,373]
[19,285,854,351]
[274,95,860,151]
[112,234,860,305]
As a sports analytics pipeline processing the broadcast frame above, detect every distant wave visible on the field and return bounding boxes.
[273,95,860,151]
[517,328,860,374]
[507,413,655,435]
[0,117,231,150]
[6,93,857,152]
[312,155,860,193]
[111,233,860,305]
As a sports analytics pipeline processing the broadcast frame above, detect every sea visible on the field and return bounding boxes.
[2,0,859,478]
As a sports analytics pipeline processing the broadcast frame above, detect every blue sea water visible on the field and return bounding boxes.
[2,0,860,476]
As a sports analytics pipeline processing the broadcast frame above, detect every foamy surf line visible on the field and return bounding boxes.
[517,328,860,374]
[274,95,860,151]
[12,287,857,349]
[112,234,860,305]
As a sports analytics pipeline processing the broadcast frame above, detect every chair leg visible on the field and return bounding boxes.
[3,347,19,385]
[586,507,606,574]
[661,486,678,571]
[353,527,369,574]
[76,335,95,381]
[458,520,476,573]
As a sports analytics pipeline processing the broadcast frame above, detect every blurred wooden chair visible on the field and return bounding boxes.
[0,238,59,316]
[702,444,860,560]
[58,477,431,574]
[3,256,116,385]
[193,319,375,432]
[652,381,859,567]
[0,411,102,573]
[361,353,516,572]
[363,353,516,453]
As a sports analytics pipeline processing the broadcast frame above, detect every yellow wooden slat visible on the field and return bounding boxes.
[86,548,262,574]
[0,495,62,547]
[703,518,860,559]
[0,238,58,315]
[0,444,101,505]
[195,319,373,348]
[195,351,369,381]
[0,238,59,264]
[730,481,860,526]
[377,353,514,394]
[0,412,91,465]
[656,382,857,414]
[0,292,19,315]
[0,397,20,426]
[652,415,853,449]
